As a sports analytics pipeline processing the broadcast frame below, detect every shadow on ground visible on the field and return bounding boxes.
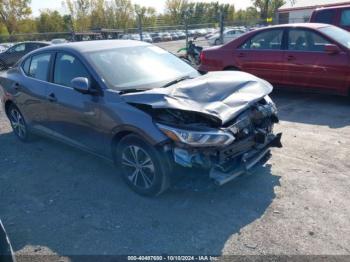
[271,90,350,128]
[0,130,280,257]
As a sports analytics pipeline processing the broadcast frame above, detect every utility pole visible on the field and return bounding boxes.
[135,7,143,41]
[219,10,224,45]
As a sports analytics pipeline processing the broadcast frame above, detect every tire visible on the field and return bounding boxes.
[7,104,33,142]
[115,134,171,197]
[215,39,221,46]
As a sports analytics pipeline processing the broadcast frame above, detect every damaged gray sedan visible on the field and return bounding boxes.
[0,40,282,196]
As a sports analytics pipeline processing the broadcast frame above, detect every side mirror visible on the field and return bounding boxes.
[71,77,94,95]
[324,44,340,55]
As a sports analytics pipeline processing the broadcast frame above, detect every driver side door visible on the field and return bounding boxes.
[45,52,106,155]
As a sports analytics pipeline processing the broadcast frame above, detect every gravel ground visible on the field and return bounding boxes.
[0,41,350,260]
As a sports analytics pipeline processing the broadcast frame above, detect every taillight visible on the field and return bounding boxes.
[200,51,205,63]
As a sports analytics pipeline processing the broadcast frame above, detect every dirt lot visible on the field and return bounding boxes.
[0,40,350,260]
[1,89,350,260]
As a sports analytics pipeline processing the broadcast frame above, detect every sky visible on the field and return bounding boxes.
[31,0,253,17]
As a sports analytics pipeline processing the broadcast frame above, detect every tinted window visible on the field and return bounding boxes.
[28,53,51,81]
[314,9,336,24]
[288,29,331,52]
[241,29,284,50]
[27,43,46,51]
[22,57,31,75]
[340,9,350,26]
[54,53,90,87]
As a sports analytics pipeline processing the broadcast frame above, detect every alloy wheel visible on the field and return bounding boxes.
[121,145,156,189]
[9,108,26,139]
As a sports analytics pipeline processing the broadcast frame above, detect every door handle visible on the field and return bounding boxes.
[238,53,246,58]
[287,55,296,61]
[48,93,57,102]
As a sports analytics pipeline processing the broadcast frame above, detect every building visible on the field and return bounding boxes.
[278,0,350,24]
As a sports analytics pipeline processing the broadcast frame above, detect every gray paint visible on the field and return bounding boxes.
[122,71,273,125]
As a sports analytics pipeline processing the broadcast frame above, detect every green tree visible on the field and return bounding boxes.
[252,0,285,20]
[0,0,32,34]
[164,0,188,25]
[36,10,65,33]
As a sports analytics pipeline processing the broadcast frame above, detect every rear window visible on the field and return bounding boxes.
[313,9,336,24]
[340,9,350,26]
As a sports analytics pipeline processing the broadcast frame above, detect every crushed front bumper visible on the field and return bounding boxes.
[210,133,282,186]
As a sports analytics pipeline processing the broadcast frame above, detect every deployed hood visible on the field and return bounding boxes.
[122,71,273,126]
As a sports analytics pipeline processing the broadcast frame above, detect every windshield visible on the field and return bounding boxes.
[319,25,350,48]
[87,45,199,91]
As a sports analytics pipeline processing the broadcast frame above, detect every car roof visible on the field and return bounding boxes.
[37,40,149,53]
[14,41,51,45]
[314,4,350,11]
[257,23,332,31]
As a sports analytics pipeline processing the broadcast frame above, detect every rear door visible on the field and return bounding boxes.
[45,52,106,154]
[234,28,288,85]
[284,28,349,93]
[15,52,53,128]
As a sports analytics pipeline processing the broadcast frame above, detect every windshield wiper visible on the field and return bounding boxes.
[118,89,148,95]
[162,75,192,88]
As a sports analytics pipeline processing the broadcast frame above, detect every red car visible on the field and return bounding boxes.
[199,23,350,96]
[310,5,350,32]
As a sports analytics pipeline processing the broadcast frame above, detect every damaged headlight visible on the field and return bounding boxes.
[157,124,235,147]
[264,95,277,114]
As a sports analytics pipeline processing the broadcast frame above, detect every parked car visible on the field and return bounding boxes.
[142,33,153,43]
[199,23,350,96]
[150,33,162,42]
[207,28,246,46]
[176,31,186,39]
[51,38,68,44]
[161,32,172,41]
[0,40,282,196]
[0,43,13,53]
[170,32,179,40]
[0,41,50,70]
[310,4,350,32]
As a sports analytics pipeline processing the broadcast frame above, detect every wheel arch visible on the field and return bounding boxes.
[223,65,240,71]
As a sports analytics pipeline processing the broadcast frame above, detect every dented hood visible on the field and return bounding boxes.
[122,71,273,125]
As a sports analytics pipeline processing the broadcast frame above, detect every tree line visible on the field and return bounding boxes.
[0,0,287,35]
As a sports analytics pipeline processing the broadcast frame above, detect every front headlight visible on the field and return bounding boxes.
[157,124,235,147]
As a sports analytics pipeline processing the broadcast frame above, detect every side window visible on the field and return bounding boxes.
[340,9,350,26]
[288,29,331,52]
[54,53,90,87]
[241,29,283,50]
[22,57,31,75]
[28,53,51,81]
[8,44,26,53]
[314,9,336,24]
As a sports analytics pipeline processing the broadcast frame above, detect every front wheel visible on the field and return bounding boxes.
[214,39,221,46]
[7,105,32,142]
[116,134,170,197]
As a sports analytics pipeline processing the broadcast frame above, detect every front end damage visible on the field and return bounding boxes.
[123,71,282,185]
[132,96,282,186]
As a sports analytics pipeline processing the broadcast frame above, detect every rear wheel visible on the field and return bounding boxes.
[116,134,170,197]
[214,39,221,45]
[7,105,32,142]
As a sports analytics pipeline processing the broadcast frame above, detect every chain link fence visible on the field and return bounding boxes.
[0,13,273,71]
